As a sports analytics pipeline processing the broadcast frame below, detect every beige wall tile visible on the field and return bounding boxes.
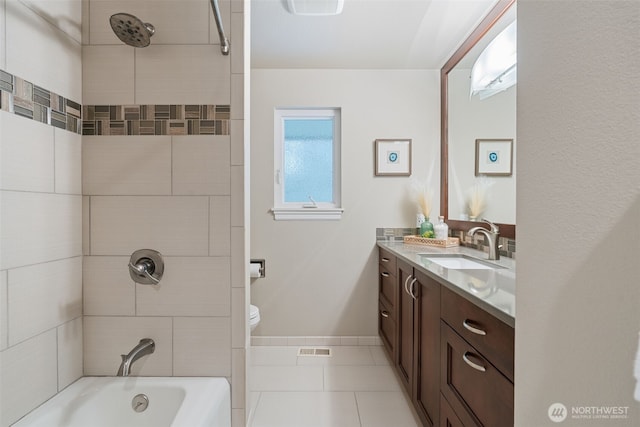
[173,317,231,376]
[81,0,89,44]
[6,0,81,100]
[210,196,231,256]
[83,136,172,195]
[230,165,243,227]
[82,196,91,255]
[230,9,244,75]
[82,45,134,104]
[0,0,5,69]
[231,226,245,288]
[0,192,82,270]
[83,256,135,316]
[19,0,83,43]
[0,329,58,427]
[84,316,172,376]
[0,113,54,192]
[135,45,230,104]
[172,135,231,195]
[231,287,247,349]
[231,348,246,408]
[0,271,7,350]
[231,0,243,14]
[54,128,82,195]
[137,256,230,317]
[230,119,244,166]
[89,0,209,46]
[57,317,83,390]
[230,73,243,120]
[8,257,82,345]
[90,196,209,256]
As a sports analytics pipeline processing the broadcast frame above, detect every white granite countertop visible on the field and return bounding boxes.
[377,240,516,327]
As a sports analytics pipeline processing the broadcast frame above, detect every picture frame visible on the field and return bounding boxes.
[374,139,412,176]
[475,139,513,176]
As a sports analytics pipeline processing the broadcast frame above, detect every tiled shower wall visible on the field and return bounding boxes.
[1,1,248,426]
[0,1,83,426]
[82,2,247,427]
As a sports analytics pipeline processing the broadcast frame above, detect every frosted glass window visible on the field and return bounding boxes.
[273,108,342,219]
[283,118,334,203]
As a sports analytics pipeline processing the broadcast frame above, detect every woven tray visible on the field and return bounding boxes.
[403,235,460,248]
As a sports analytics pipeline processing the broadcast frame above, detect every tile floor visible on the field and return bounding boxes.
[248,345,421,427]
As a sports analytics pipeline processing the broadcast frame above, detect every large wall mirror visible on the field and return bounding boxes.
[440,0,516,238]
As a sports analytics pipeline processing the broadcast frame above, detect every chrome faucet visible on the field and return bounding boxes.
[467,219,501,260]
[117,338,155,376]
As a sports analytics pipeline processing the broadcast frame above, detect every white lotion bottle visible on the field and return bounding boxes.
[434,216,449,240]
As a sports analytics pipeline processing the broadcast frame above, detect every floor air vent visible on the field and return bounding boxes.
[297,347,332,357]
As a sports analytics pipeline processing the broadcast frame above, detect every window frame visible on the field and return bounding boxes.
[272,107,343,220]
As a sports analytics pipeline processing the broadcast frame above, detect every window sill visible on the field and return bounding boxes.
[271,207,344,221]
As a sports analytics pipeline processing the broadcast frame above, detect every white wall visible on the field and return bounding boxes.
[516,1,640,425]
[0,1,83,425]
[251,69,439,337]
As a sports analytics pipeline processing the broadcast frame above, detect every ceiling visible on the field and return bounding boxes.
[251,0,500,69]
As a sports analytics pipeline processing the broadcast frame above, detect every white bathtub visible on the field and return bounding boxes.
[12,377,230,427]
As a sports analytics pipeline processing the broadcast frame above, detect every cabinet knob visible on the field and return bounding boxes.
[381,272,390,277]
[409,278,418,300]
[380,310,389,318]
[381,257,390,263]
[463,319,487,336]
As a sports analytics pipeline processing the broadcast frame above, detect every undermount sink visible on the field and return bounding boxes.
[419,254,505,270]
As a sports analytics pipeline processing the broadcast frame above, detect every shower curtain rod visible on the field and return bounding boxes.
[210,0,230,55]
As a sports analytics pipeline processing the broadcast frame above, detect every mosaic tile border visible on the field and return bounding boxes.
[0,69,82,134]
[82,104,231,136]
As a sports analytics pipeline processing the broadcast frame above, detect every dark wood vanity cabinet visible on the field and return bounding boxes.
[378,248,398,360]
[378,247,514,427]
[397,259,441,427]
[440,287,514,427]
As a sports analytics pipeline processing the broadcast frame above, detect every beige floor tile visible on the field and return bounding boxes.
[251,366,323,392]
[356,391,421,427]
[324,365,402,391]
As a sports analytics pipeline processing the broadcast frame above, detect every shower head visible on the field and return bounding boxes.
[109,13,155,48]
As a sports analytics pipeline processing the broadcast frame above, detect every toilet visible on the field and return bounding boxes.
[249,304,261,331]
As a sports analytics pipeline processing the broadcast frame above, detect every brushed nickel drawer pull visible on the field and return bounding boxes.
[463,352,487,372]
[404,275,413,295]
[463,319,487,336]
[409,278,418,300]
[381,257,390,263]
[381,310,389,318]
[381,272,390,277]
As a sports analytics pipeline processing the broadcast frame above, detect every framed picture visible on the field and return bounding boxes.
[375,139,412,176]
[475,139,513,176]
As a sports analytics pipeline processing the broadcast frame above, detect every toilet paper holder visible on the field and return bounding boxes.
[250,259,265,278]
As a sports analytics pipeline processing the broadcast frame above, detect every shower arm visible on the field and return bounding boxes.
[209,0,230,55]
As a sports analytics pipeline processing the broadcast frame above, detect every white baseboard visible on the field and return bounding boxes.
[250,335,382,346]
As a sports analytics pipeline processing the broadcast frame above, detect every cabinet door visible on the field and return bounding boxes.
[414,270,440,427]
[397,259,415,392]
[379,300,396,359]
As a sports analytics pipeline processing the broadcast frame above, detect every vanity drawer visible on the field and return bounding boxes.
[379,300,396,360]
[379,264,397,315]
[441,287,514,381]
[440,322,513,427]
[379,248,397,273]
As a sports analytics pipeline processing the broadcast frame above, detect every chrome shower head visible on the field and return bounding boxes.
[109,13,155,48]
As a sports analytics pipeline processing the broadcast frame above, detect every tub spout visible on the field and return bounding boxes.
[117,338,155,376]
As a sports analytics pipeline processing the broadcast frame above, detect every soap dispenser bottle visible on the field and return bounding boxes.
[434,216,449,240]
